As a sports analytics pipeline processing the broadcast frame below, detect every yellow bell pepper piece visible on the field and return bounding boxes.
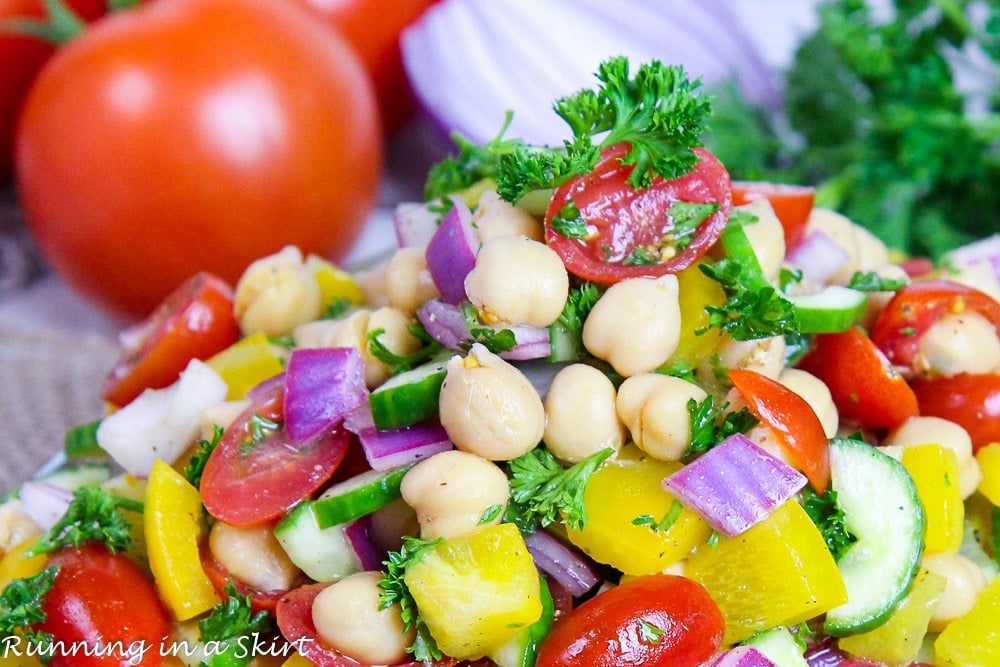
[306,255,365,311]
[0,645,45,666]
[976,443,1000,505]
[838,568,945,664]
[145,460,220,620]
[405,524,542,660]
[206,332,285,401]
[688,500,847,644]
[659,263,725,372]
[901,444,964,554]
[567,446,711,575]
[935,576,1000,666]
[0,539,47,592]
[280,654,313,667]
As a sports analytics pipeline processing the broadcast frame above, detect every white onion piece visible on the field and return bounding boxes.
[97,359,228,476]
[946,233,1000,282]
[402,0,778,145]
[786,230,851,287]
[18,482,72,531]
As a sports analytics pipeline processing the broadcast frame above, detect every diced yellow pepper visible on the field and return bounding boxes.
[145,460,220,620]
[976,443,1000,505]
[0,643,45,666]
[839,568,945,664]
[280,655,313,667]
[660,263,725,372]
[206,332,285,401]
[567,446,711,575]
[935,576,1000,666]
[0,539,47,592]
[405,524,542,660]
[901,444,964,554]
[306,255,365,311]
[687,500,848,644]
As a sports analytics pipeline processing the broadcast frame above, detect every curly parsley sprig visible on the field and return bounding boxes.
[199,581,274,644]
[27,487,143,557]
[0,566,60,659]
[378,537,445,664]
[507,446,613,532]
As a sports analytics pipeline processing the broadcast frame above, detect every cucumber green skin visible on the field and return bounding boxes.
[40,464,112,490]
[274,502,360,582]
[369,369,446,430]
[489,576,555,667]
[743,626,808,667]
[824,438,925,637]
[791,296,868,334]
[312,467,409,529]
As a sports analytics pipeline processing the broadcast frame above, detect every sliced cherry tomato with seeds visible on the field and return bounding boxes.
[732,181,815,251]
[911,373,1000,453]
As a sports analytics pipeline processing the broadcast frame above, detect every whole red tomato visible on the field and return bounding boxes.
[16,0,382,318]
[0,0,105,180]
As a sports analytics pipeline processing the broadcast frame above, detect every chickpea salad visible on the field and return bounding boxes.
[2,57,1000,667]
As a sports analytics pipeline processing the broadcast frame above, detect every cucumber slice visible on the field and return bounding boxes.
[369,359,448,430]
[824,438,924,636]
[312,467,409,529]
[743,626,808,667]
[274,502,361,582]
[787,287,868,334]
[38,464,111,491]
[488,576,554,667]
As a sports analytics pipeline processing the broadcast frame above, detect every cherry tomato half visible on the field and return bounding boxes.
[729,369,830,493]
[544,144,731,284]
[798,327,919,431]
[535,574,723,667]
[37,545,171,667]
[731,181,814,251]
[101,272,240,408]
[911,373,1000,453]
[200,381,349,526]
[870,280,1000,369]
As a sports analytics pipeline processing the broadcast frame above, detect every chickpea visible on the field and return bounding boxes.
[739,200,785,282]
[293,310,366,349]
[922,553,987,632]
[438,345,545,461]
[385,248,439,315]
[777,369,839,438]
[852,224,890,273]
[948,261,1000,302]
[583,275,682,377]
[312,571,414,665]
[472,190,544,243]
[915,312,1000,377]
[364,307,423,388]
[400,450,510,540]
[464,236,568,327]
[354,262,391,308]
[209,522,301,592]
[616,374,707,461]
[544,364,625,463]
[711,333,786,380]
[883,416,982,498]
[0,500,41,556]
[234,246,322,336]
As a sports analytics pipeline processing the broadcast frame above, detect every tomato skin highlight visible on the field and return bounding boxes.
[911,373,1000,453]
[16,0,382,317]
[544,145,731,284]
[728,369,831,493]
[798,327,919,431]
[36,545,171,667]
[731,181,815,250]
[535,575,723,667]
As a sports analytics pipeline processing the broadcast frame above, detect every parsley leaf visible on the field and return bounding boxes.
[801,486,857,562]
[367,325,444,375]
[779,267,804,292]
[699,258,798,341]
[632,500,684,534]
[459,303,517,354]
[184,424,223,489]
[548,282,601,362]
[655,358,695,382]
[478,504,504,525]
[199,581,274,643]
[622,246,658,266]
[495,138,597,204]
[685,396,759,458]
[846,271,906,292]
[508,447,613,532]
[637,619,666,645]
[323,297,353,320]
[0,566,60,658]
[27,487,143,557]
[379,537,445,663]
[550,200,588,239]
[666,201,719,250]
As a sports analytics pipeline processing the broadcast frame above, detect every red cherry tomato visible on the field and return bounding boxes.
[36,545,171,667]
[101,272,240,408]
[200,381,349,526]
[535,575,722,667]
[870,280,1000,369]
[16,0,382,317]
[199,545,291,613]
[911,373,1000,453]
[798,327,919,431]
[731,181,815,251]
[544,144,731,284]
[729,368,831,493]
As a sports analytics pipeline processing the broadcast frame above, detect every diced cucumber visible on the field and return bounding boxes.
[38,463,111,490]
[369,359,448,429]
[743,626,808,667]
[273,502,361,582]
[489,577,554,667]
[824,438,924,636]
[786,286,868,334]
[312,467,409,529]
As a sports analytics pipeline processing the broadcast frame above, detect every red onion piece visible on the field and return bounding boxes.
[663,433,807,538]
[512,360,572,400]
[344,516,384,572]
[499,325,551,361]
[705,647,777,667]
[947,233,1000,282]
[346,402,453,471]
[284,348,367,444]
[393,201,442,249]
[424,202,477,304]
[418,299,470,350]
[786,231,851,286]
[19,481,73,531]
[523,530,600,598]
[246,372,285,402]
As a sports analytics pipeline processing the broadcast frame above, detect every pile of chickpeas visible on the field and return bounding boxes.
[202,190,1000,665]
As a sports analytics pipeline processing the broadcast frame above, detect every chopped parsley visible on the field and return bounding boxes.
[699,257,798,341]
[27,487,143,557]
[323,297,353,320]
[460,303,517,354]
[550,200,588,239]
[622,246,658,266]
[846,271,907,292]
[779,267,804,291]
[637,619,666,645]
[478,504,505,525]
[656,358,696,382]
[632,500,684,534]
[666,201,719,250]
[244,414,280,452]
[685,396,759,458]
[801,486,857,562]
[367,324,444,375]
[0,566,60,658]
[379,537,445,663]
[507,447,613,532]
[184,424,223,489]
[199,581,274,644]
[548,282,601,362]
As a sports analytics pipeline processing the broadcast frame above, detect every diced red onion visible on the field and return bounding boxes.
[246,372,285,402]
[19,481,73,531]
[523,530,600,598]
[418,299,469,350]
[786,231,851,287]
[344,515,384,572]
[499,325,552,361]
[345,403,453,471]
[284,348,367,443]
[393,201,442,249]
[663,433,807,537]
[705,647,777,667]
[804,638,851,667]
[424,201,477,304]
[946,233,1000,283]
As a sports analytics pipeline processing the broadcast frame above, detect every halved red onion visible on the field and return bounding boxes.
[393,201,442,249]
[663,433,807,538]
[418,299,470,350]
[19,481,73,531]
[425,201,477,304]
[705,647,777,667]
[786,231,850,287]
[345,402,453,471]
[344,516,384,572]
[523,530,600,598]
[284,348,367,444]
